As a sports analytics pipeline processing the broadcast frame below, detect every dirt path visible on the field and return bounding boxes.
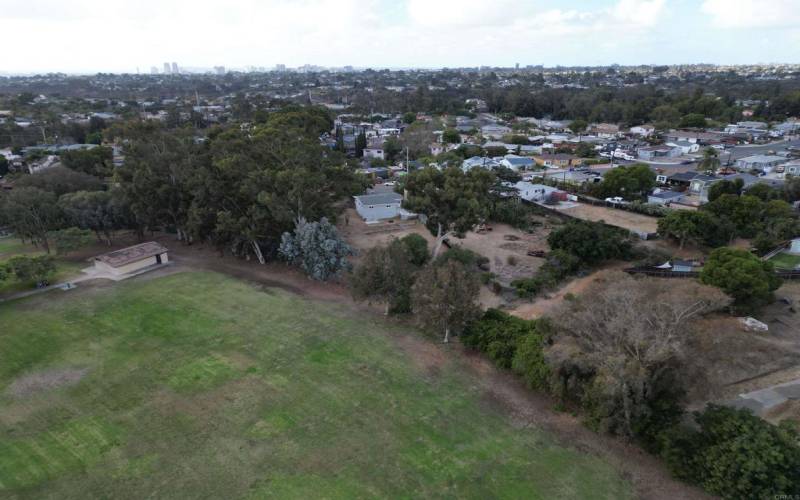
[394,335,712,500]
[155,240,707,499]
[509,264,629,320]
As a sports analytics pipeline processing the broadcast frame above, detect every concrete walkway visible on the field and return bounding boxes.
[728,378,800,415]
[0,263,171,303]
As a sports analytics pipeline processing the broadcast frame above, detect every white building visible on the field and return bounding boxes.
[514,181,560,202]
[363,148,385,160]
[353,192,403,222]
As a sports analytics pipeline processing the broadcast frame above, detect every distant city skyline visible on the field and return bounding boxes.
[2,0,800,74]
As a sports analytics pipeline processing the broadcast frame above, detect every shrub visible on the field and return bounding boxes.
[659,405,800,499]
[462,309,550,378]
[548,220,632,265]
[400,233,429,266]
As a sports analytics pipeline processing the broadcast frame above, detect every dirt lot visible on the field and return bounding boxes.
[559,203,659,234]
[338,209,559,309]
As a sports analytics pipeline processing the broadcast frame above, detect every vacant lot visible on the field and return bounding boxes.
[0,271,632,498]
[559,203,659,234]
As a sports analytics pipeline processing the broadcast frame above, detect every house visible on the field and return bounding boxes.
[666,171,702,187]
[363,148,385,160]
[430,143,445,156]
[514,182,562,202]
[353,192,403,222]
[630,124,656,137]
[666,140,700,155]
[735,155,787,172]
[691,173,784,203]
[789,238,800,255]
[780,160,800,177]
[663,130,721,144]
[462,156,500,172]
[500,155,534,171]
[637,145,682,160]
[533,153,582,168]
[591,123,621,139]
[647,190,684,205]
[93,242,168,276]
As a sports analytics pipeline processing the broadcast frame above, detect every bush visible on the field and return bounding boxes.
[548,220,632,265]
[659,405,800,499]
[462,309,550,377]
[400,233,429,266]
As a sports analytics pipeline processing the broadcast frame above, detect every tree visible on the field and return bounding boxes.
[0,187,63,253]
[58,190,124,246]
[351,240,416,314]
[549,273,729,438]
[547,220,631,265]
[14,166,103,196]
[403,166,494,257]
[707,178,743,202]
[441,128,461,144]
[279,217,354,281]
[568,119,588,135]
[574,142,597,158]
[678,113,707,128]
[700,247,782,313]
[5,255,57,285]
[411,260,480,343]
[657,210,716,249]
[48,227,94,255]
[598,164,655,200]
[697,148,720,172]
[660,405,800,499]
[402,112,417,124]
[400,233,429,266]
[60,146,114,177]
[355,131,367,157]
[0,156,8,176]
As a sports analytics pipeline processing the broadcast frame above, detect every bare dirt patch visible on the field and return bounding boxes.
[7,368,89,398]
[560,203,659,233]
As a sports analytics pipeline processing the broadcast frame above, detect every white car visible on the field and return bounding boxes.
[604,196,628,204]
[383,181,396,187]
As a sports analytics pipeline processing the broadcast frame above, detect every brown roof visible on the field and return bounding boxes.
[95,242,167,267]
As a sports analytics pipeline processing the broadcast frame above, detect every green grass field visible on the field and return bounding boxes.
[770,252,800,270]
[0,272,631,499]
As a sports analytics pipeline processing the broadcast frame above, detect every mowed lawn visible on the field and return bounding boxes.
[770,251,800,270]
[0,271,632,499]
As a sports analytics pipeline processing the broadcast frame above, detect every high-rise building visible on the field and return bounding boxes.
[275,64,286,72]
[214,66,225,75]
[515,62,519,70]
[150,66,159,75]
[163,62,171,74]
[171,62,179,74]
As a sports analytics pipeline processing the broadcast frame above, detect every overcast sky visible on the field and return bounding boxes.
[2,0,800,74]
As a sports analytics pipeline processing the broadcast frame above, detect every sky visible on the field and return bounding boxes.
[2,0,800,74]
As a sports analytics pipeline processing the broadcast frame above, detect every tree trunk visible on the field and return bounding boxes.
[251,240,265,265]
[443,326,450,343]
[432,223,450,259]
[41,235,50,254]
[621,381,633,438]
[384,302,390,316]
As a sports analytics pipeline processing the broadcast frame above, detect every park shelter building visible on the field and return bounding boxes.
[93,242,169,275]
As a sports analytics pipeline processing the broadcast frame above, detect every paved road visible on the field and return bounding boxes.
[724,137,800,161]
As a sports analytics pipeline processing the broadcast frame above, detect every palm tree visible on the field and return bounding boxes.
[697,147,720,172]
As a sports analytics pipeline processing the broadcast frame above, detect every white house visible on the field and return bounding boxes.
[514,181,560,202]
[500,155,534,171]
[363,148,385,160]
[630,124,655,137]
[647,189,684,205]
[93,242,168,276]
[666,140,700,154]
[353,192,403,222]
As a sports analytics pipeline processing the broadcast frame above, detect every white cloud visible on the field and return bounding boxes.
[701,0,800,28]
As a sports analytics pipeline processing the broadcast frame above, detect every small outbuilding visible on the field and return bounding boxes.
[353,192,404,222]
[93,242,169,275]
